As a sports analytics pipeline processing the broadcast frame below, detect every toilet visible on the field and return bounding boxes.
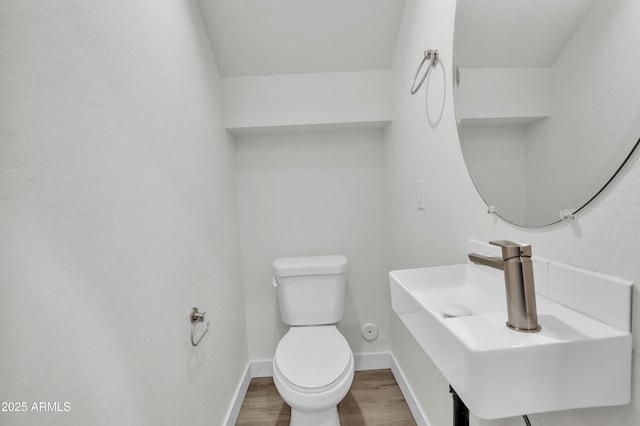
[271,255,354,426]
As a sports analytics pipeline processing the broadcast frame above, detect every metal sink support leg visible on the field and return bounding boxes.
[450,386,469,426]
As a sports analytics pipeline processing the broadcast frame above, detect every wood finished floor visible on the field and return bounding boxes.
[235,369,417,426]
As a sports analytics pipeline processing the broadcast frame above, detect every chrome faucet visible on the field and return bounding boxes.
[468,240,541,332]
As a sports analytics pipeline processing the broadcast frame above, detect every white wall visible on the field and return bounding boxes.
[388,0,640,425]
[235,128,389,360]
[386,0,480,423]
[0,1,247,425]
[222,71,391,130]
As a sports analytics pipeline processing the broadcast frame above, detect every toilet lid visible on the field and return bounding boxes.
[274,326,352,392]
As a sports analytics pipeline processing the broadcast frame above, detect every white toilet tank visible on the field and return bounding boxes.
[273,255,347,326]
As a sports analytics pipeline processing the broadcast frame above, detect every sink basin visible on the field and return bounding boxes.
[390,263,632,419]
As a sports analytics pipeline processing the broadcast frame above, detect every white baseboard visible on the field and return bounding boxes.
[224,364,252,426]
[244,351,394,379]
[353,351,391,371]
[390,353,430,426]
[224,351,429,426]
[250,358,273,378]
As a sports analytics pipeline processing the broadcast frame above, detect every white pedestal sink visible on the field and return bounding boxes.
[390,260,632,420]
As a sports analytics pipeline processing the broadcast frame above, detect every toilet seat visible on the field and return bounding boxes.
[274,326,352,395]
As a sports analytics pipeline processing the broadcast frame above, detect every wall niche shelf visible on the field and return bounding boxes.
[226,120,391,137]
[458,115,549,127]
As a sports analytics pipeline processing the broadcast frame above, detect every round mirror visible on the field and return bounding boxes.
[453,0,640,227]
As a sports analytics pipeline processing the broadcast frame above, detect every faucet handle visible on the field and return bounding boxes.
[489,240,532,259]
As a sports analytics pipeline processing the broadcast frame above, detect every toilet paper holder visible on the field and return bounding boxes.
[190,307,210,347]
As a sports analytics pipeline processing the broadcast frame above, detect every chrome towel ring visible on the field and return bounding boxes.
[190,307,210,347]
[410,49,439,95]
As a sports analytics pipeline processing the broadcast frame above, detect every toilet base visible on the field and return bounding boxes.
[290,406,340,426]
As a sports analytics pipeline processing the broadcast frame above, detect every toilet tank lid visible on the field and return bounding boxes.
[273,255,347,277]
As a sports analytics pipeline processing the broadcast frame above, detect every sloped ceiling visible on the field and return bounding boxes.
[455,0,598,67]
[198,0,599,76]
[197,0,406,77]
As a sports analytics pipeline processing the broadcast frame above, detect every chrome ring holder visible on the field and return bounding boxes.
[410,49,439,95]
[190,307,210,347]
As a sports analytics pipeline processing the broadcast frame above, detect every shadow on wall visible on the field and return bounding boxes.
[340,279,363,351]
[426,59,447,127]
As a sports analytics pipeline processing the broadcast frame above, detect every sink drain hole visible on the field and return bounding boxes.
[442,304,472,318]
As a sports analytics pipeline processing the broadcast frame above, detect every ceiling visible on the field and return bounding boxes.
[197,0,599,76]
[197,0,406,77]
[454,0,598,68]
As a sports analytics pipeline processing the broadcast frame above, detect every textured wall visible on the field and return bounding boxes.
[388,0,640,425]
[235,128,390,360]
[0,1,246,425]
[222,71,391,129]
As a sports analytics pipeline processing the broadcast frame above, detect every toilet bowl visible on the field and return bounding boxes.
[273,325,354,426]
